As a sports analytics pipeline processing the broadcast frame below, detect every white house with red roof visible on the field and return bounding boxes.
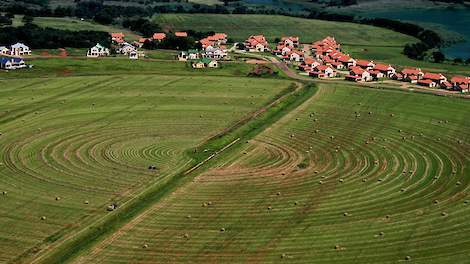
[373,64,396,78]
[337,54,356,68]
[280,36,299,48]
[111,33,125,44]
[401,68,424,80]
[417,79,438,88]
[423,72,447,84]
[298,57,320,72]
[356,60,375,71]
[346,66,372,82]
[289,50,304,62]
[450,76,470,92]
[245,35,269,52]
[309,65,336,78]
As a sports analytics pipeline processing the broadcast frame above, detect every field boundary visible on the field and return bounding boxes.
[30,81,317,264]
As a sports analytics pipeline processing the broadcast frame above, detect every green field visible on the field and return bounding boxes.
[154,14,416,46]
[0,64,293,263]
[72,83,470,263]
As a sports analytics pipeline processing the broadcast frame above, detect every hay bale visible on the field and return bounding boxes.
[334,245,341,250]
[277,192,281,196]
[84,200,89,204]
[186,215,191,219]
[456,181,462,186]
[362,178,367,182]
[368,111,372,115]
[405,256,411,261]
[183,233,190,239]
[267,206,272,210]
[220,227,226,232]
[343,212,349,217]
[41,216,46,220]
[401,188,406,192]
[441,212,448,217]
[294,201,298,205]
[143,244,149,249]
[281,253,287,259]
[319,180,323,184]
[55,197,60,201]
[202,202,208,207]
[1,191,6,195]
[433,200,439,204]
[398,129,402,133]
[390,113,395,117]
[379,232,384,236]
[339,179,344,183]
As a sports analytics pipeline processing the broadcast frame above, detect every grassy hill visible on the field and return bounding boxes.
[74,82,470,263]
[0,59,293,263]
[154,13,416,46]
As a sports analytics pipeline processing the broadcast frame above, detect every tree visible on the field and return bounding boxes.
[0,15,13,26]
[453,58,463,64]
[22,15,34,25]
[432,51,445,63]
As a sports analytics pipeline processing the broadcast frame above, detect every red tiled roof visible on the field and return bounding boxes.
[175,32,188,37]
[450,76,470,84]
[153,33,166,40]
[350,66,366,75]
[401,68,422,75]
[375,63,394,71]
[111,32,124,38]
[418,79,434,84]
[423,72,445,80]
[356,60,374,67]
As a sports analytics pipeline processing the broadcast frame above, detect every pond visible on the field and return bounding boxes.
[363,8,470,59]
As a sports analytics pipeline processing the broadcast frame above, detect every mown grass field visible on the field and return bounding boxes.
[73,83,470,263]
[0,67,293,262]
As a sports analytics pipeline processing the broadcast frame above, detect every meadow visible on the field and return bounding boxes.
[72,83,470,263]
[0,70,293,263]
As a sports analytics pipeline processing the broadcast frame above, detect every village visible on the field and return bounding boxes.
[1,32,469,93]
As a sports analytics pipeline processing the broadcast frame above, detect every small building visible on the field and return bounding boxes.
[118,43,137,55]
[0,46,9,55]
[10,43,31,56]
[373,63,396,78]
[204,46,227,60]
[417,79,437,88]
[309,65,336,78]
[245,35,270,52]
[289,50,304,62]
[191,58,218,69]
[401,68,424,80]
[450,76,470,92]
[111,32,125,44]
[175,32,188,37]
[153,33,166,42]
[423,72,447,84]
[0,57,27,70]
[368,70,385,80]
[346,66,371,82]
[87,43,110,57]
[129,50,139,60]
[280,36,299,48]
[356,60,375,71]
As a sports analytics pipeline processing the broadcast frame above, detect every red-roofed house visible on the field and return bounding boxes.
[450,76,470,90]
[440,81,453,90]
[346,66,371,82]
[153,33,166,41]
[401,68,424,80]
[175,32,188,37]
[280,36,299,47]
[356,60,375,71]
[245,35,270,52]
[298,57,320,72]
[111,33,125,43]
[289,50,304,62]
[374,64,396,78]
[418,79,437,88]
[309,65,336,78]
[369,70,385,80]
[423,72,447,84]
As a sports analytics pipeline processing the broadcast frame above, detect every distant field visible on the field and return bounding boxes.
[154,14,417,46]
[10,16,141,41]
[0,71,292,263]
[75,82,470,263]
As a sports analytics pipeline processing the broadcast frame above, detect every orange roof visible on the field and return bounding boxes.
[418,79,434,84]
[450,76,470,84]
[175,32,188,37]
[350,66,366,75]
[213,33,227,39]
[111,32,125,38]
[374,64,394,71]
[356,60,374,67]
[316,65,332,72]
[153,33,166,40]
[423,72,445,80]
[401,68,422,75]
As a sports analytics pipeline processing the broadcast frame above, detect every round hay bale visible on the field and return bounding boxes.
[343,212,349,217]
[379,232,384,236]
[405,256,411,261]
[314,130,319,133]
[314,171,318,174]
[290,134,295,138]
[456,181,462,186]
[186,215,191,219]
[281,253,287,259]
[398,129,402,133]
[390,113,395,117]
[277,192,281,196]
[362,178,367,182]
[183,233,190,239]
[220,227,226,232]
[437,138,441,141]
[267,206,272,210]
[368,111,372,115]
[2,191,6,195]
[441,212,448,217]
[334,245,341,250]
[84,200,89,204]
[143,244,148,249]
[330,135,335,140]
[296,118,299,121]
[202,202,208,207]
[401,188,406,192]
[294,201,298,205]
[55,197,60,201]
[339,179,344,183]
[319,180,323,184]
[433,200,439,204]
[314,118,318,122]
[199,114,203,118]
[41,216,46,220]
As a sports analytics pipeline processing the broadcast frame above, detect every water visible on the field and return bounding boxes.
[363,8,470,59]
